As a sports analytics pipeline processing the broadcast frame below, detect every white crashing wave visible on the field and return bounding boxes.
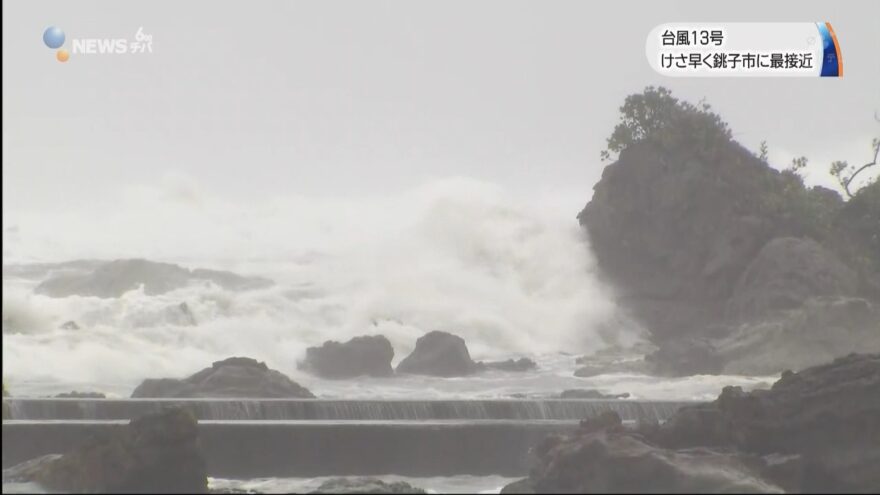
[2,177,645,397]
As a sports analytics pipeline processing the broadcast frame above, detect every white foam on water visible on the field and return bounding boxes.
[2,177,657,396]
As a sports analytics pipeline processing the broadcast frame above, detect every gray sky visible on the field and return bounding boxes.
[3,0,879,215]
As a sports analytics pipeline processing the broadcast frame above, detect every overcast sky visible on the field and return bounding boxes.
[3,0,879,215]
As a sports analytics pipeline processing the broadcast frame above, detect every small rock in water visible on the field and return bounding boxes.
[299,335,394,379]
[308,477,426,494]
[479,357,538,372]
[59,320,80,330]
[396,331,479,377]
[131,356,314,398]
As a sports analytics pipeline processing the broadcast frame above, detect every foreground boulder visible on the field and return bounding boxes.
[299,335,394,379]
[396,331,479,377]
[132,357,314,398]
[504,412,782,493]
[35,258,272,298]
[308,477,426,494]
[654,353,880,492]
[507,354,880,493]
[2,407,208,493]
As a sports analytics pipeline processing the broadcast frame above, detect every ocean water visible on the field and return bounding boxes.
[2,178,774,400]
[2,178,779,494]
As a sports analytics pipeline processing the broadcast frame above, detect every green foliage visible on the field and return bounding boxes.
[758,141,769,162]
[603,86,732,161]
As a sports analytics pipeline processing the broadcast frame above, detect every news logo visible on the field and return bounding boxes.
[42,26,69,63]
[42,25,154,63]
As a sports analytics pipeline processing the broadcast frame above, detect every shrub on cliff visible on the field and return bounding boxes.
[602,86,732,162]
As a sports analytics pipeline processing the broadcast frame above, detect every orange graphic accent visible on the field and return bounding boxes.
[826,22,842,77]
[56,49,70,63]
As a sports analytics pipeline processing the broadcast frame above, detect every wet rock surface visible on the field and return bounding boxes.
[579,140,880,375]
[396,331,479,377]
[509,353,880,493]
[299,335,394,379]
[131,356,314,398]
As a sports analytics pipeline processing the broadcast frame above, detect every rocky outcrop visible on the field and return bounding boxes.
[579,139,878,375]
[509,354,880,493]
[308,478,426,494]
[131,357,314,398]
[506,412,783,493]
[716,297,880,375]
[299,335,394,379]
[396,331,479,377]
[35,258,272,298]
[2,407,208,493]
[727,237,859,319]
[653,353,880,492]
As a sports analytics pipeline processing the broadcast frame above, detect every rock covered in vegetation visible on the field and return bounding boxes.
[2,407,208,493]
[579,100,878,375]
[299,335,394,379]
[132,356,314,398]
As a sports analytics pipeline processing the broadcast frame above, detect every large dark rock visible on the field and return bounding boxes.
[507,411,782,493]
[578,139,877,375]
[510,354,880,493]
[299,335,394,379]
[2,407,208,493]
[35,259,272,298]
[396,331,479,377]
[308,477,426,494]
[578,141,786,341]
[131,357,314,398]
[716,297,880,375]
[727,237,859,319]
[654,353,880,492]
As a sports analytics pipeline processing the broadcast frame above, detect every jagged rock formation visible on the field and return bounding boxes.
[579,140,880,375]
[506,353,880,493]
[131,357,314,398]
[2,407,208,493]
[299,335,395,379]
[35,258,273,298]
[395,331,536,377]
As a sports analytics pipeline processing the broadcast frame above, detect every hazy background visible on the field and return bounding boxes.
[3,0,880,235]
